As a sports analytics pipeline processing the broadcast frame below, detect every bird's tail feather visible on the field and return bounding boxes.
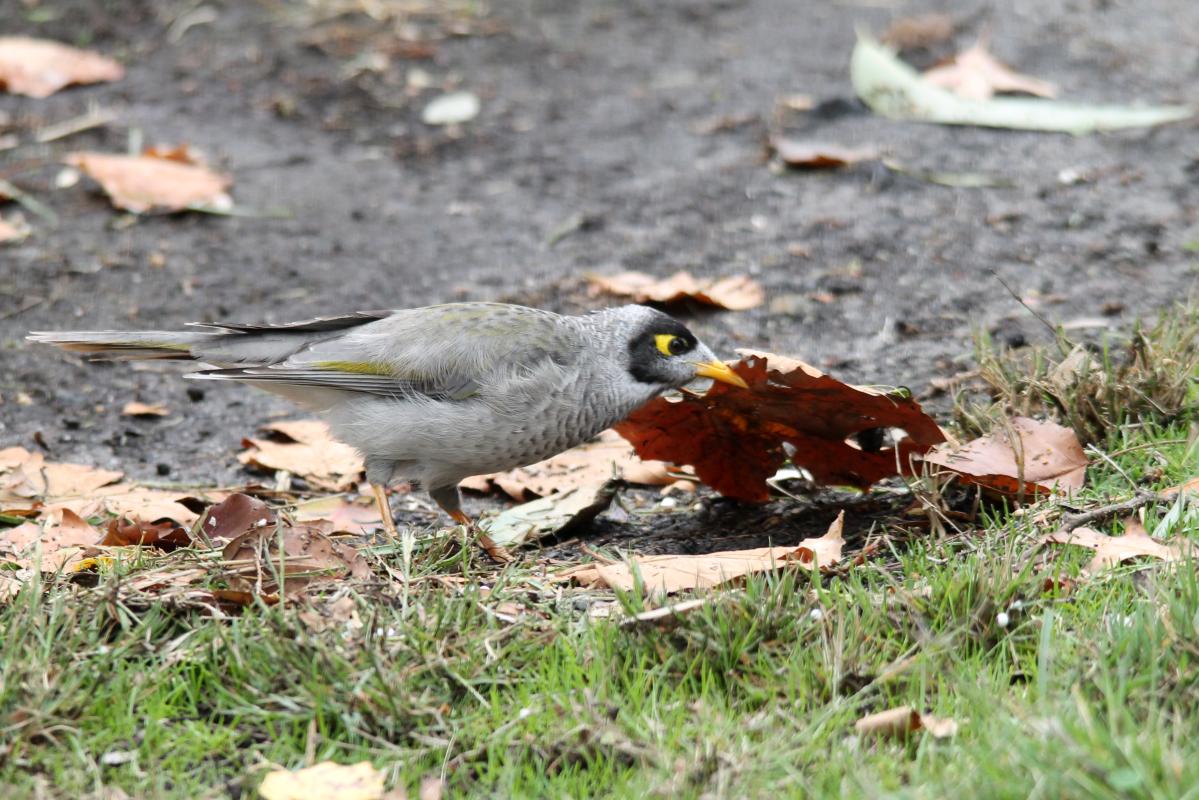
[26,330,217,360]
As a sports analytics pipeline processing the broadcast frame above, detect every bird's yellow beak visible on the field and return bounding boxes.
[692,360,749,389]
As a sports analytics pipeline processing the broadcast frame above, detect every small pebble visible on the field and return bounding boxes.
[660,497,677,509]
[809,608,824,622]
[997,611,1010,628]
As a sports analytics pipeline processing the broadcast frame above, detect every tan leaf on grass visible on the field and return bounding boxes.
[222,524,371,598]
[0,509,99,571]
[239,420,364,492]
[568,511,845,593]
[588,271,764,311]
[1163,477,1199,500]
[461,430,680,500]
[616,351,945,502]
[1042,517,1192,575]
[922,39,1057,101]
[258,761,385,800]
[293,495,381,535]
[0,37,124,98]
[855,705,958,739]
[924,417,1086,496]
[66,148,232,214]
[771,139,879,169]
[121,401,169,417]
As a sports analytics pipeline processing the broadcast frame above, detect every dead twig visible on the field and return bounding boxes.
[1059,490,1160,533]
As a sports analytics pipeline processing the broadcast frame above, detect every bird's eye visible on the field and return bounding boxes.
[654,333,690,356]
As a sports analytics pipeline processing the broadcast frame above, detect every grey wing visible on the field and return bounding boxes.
[191,303,582,403]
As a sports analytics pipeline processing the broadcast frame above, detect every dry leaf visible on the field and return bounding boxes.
[1042,517,1191,575]
[924,417,1086,496]
[258,761,384,800]
[200,493,277,545]
[0,450,124,503]
[90,485,201,525]
[855,706,958,739]
[880,13,955,50]
[121,401,169,417]
[0,213,30,244]
[922,39,1057,101]
[418,777,445,800]
[481,481,621,548]
[298,595,362,634]
[0,37,124,98]
[0,509,99,571]
[569,512,845,593]
[771,139,879,169]
[239,420,364,491]
[99,517,190,549]
[65,149,232,213]
[461,430,679,500]
[588,271,764,311]
[222,524,371,598]
[293,495,381,535]
[616,352,944,502]
[1163,477,1199,500]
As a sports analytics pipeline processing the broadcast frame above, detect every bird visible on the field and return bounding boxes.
[29,302,747,553]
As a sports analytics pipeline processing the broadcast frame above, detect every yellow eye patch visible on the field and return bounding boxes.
[655,334,683,356]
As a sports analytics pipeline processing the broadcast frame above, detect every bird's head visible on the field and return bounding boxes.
[596,305,748,392]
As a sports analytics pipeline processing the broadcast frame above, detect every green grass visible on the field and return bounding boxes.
[2,423,1198,799]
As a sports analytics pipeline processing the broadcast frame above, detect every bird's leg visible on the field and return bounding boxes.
[429,485,513,564]
[371,482,401,541]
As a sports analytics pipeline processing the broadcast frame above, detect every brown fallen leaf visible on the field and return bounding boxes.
[258,761,385,800]
[65,149,232,214]
[880,13,956,50]
[616,352,945,502]
[200,493,277,545]
[99,517,190,549]
[0,509,99,571]
[121,401,169,417]
[568,511,845,593]
[240,420,364,492]
[222,524,371,598]
[922,39,1057,101]
[1163,476,1199,500]
[0,449,124,503]
[854,705,958,739]
[297,595,363,635]
[924,417,1086,496]
[0,37,124,98]
[588,271,764,311]
[1042,516,1191,575]
[461,430,680,500]
[771,139,880,169]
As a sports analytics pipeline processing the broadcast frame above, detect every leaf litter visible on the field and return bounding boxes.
[855,705,959,739]
[258,760,385,800]
[1042,516,1193,576]
[923,416,1088,496]
[0,37,124,98]
[587,270,764,311]
[66,146,233,213]
[922,38,1057,101]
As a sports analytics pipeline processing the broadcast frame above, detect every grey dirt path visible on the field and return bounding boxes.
[1,0,1197,522]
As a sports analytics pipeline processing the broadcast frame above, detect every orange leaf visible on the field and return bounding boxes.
[0,37,124,98]
[616,352,944,502]
[65,149,232,213]
[924,417,1086,496]
[855,705,958,739]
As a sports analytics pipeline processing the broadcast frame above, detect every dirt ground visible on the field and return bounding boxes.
[2,0,1197,552]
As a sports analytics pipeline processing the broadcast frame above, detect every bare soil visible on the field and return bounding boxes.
[2,0,1197,552]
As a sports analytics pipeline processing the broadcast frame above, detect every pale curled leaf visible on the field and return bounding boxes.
[852,34,1192,134]
[567,512,845,593]
[239,420,364,491]
[258,761,385,800]
[588,270,764,310]
[461,429,679,500]
[122,401,169,417]
[1042,517,1192,575]
[923,417,1086,496]
[0,37,124,98]
[771,139,879,169]
[481,481,620,548]
[922,39,1057,101]
[66,150,232,213]
[855,705,958,739]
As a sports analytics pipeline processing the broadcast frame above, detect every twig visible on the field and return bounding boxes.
[1059,490,1159,533]
[35,105,118,143]
[990,269,1058,338]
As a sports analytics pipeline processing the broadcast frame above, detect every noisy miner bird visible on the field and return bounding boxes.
[30,303,747,549]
